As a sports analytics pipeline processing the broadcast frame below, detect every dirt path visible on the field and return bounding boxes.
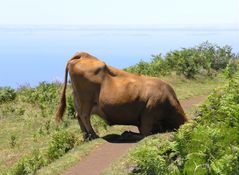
[63,95,206,175]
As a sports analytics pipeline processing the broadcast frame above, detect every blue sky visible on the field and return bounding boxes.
[0,0,239,88]
[0,0,238,27]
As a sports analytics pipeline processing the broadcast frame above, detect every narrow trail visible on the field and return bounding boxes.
[63,95,206,175]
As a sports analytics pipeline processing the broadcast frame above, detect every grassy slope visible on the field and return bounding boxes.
[162,73,225,100]
[0,73,227,175]
[36,74,227,174]
[1,41,237,174]
[101,97,203,175]
[101,108,199,175]
[36,125,126,175]
[102,73,239,175]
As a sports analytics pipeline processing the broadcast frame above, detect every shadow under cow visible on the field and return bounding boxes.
[102,131,144,143]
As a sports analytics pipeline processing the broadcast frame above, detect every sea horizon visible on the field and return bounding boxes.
[0,25,239,88]
[0,24,238,31]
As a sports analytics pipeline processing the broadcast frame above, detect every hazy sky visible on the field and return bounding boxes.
[0,0,239,87]
[0,0,238,27]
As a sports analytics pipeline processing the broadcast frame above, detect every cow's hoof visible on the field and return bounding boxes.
[121,131,131,138]
[120,131,144,142]
[84,133,99,141]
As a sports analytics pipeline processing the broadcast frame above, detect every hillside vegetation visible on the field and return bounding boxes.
[0,83,111,174]
[125,41,238,79]
[127,76,239,175]
[0,42,238,175]
[103,43,239,175]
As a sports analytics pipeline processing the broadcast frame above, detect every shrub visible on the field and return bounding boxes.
[211,45,233,70]
[46,130,78,161]
[223,60,238,79]
[67,93,76,118]
[151,54,171,76]
[129,75,239,175]
[10,135,17,148]
[125,55,171,77]
[165,48,200,78]
[17,82,61,117]
[125,42,238,79]
[196,42,234,71]
[9,130,79,175]
[0,87,16,104]
[131,137,174,175]
[0,104,16,117]
[179,79,239,174]
[125,60,152,76]
[17,82,76,119]
[10,149,46,175]
[91,115,108,133]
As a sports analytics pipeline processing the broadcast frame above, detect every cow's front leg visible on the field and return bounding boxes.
[138,110,155,136]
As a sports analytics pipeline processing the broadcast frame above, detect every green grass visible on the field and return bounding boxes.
[0,105,50,172]
[101,110,197,175]
[0,69,232,175]
[1,42,238,174]
[36,125,127,175]
[0,93,127,174]
[102,73,239,175]
[36,75,226,174]
[0,83,118,174]
[162,72,226,100]
[36,139,103,175]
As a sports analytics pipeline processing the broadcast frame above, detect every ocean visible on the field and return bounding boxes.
[0,25,238,88]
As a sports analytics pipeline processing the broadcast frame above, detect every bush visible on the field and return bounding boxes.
[211,45,233,70]
[91,115,108,133]
[67,93,76,118]
[9,130,79,175]
[125,55,170,77]
[125,42,238,79]
[166,48,200,78]
[10,149,46,175]
[196,42,234,71]
[223,60,238,79]
[46,130,78,161]
[151,54,171,76]
[17,82,61,117]
[16,82,76,119]
[0,87,16,104]
[131,137,174,174]
[10,135,17,148]
[129,75,239,175]
[125,60,152,76]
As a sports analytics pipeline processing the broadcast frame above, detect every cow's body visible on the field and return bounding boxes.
[56,52,187,139]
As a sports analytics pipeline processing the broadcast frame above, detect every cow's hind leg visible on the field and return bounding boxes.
[79,102,99,140]
[72,89,98,140]
[76,114,89,139]
[72,91,88,138]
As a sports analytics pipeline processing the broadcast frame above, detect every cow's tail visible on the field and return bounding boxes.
[55,64,68,122]
[55,53,82,122]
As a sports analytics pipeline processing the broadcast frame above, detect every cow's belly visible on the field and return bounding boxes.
[97,79,146,126]
[98,101,145,126]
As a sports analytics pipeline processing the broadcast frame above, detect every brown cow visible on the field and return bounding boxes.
[56,52,187,139]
